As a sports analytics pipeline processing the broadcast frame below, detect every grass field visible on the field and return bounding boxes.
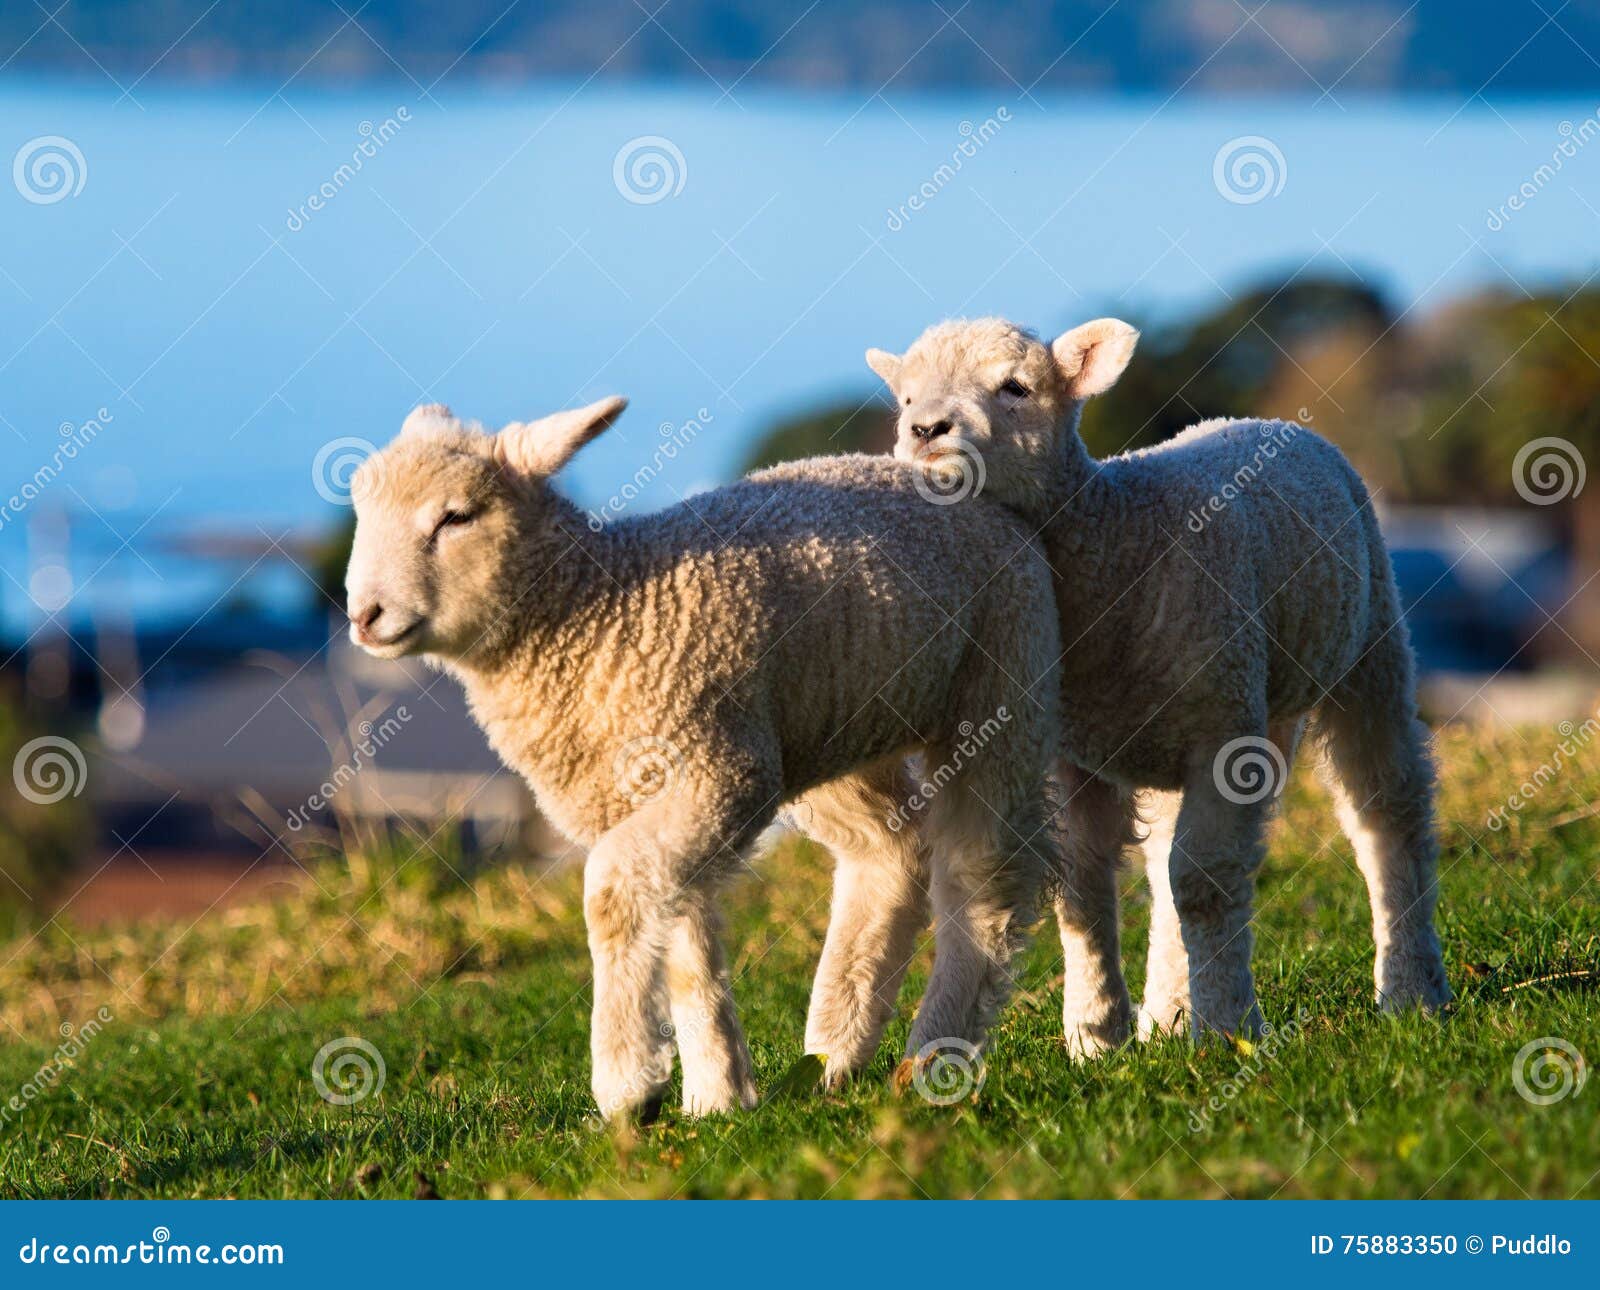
[1,724,1596,1199]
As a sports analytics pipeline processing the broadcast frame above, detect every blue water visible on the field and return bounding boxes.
[2,80,1598,634]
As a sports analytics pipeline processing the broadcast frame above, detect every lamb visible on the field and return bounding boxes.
[342,396,1073,1116]
[862,317,1451,1043]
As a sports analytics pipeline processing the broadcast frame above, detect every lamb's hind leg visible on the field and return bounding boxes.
[1169,745,1276,1039]
[1053,763,1134,1057]
[904,758,1051,1062]
[665,887,758,1114]
[1316,637,1450,1010]
[1136,788,1188,1040]
[798,759,930,1088]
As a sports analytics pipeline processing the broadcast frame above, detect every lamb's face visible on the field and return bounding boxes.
[874,319,1065,476]
[344,396,627,663]
[344,421,516,662]
[866,317,1138,501]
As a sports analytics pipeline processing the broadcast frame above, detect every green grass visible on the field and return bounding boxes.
[0,725,1596,1198]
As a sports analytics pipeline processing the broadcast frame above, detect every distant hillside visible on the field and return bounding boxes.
[5,0,1598,95]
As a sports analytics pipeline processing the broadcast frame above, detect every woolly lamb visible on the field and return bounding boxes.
[864,317,1451,1043]
[343,397,1068,1116]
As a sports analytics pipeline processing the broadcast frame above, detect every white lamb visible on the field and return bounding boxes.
[863,317,1451,1043]
[343,396,1074,1117]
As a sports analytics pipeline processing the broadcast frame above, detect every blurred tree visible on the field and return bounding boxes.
[309,518,355,615]
[739,398,895,474]
[1085,275,1395,459]
[1405,288,1600,655]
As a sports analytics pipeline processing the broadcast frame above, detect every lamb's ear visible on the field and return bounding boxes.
[401,403,457,436]
[495,396,628,478]
[1050,319,1139,400]
[865,347,902,389]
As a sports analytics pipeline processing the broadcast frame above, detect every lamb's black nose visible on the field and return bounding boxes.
[912,419,952,441]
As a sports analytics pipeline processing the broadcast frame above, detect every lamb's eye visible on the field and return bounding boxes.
[999,378,1029,399]
[431,509,474,540]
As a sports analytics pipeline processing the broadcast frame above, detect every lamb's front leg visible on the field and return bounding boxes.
[1167,755,1273,1039]
[665,888,758,1114]
[584,832,674,1120]
[1053,765,1134,1058]
[584,796,765,1120]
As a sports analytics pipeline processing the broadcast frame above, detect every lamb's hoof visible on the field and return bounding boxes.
[892,1046,987,1104]
[1189,1000,1265,1045]
[681,1080,759,1116]
[1376,963,1453,1014]
[592,1076,671,1125]
[1063,1022,1130,1061]
[1135,1004,1189,1042]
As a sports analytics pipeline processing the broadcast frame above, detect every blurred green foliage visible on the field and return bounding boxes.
[738,397,895,475]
